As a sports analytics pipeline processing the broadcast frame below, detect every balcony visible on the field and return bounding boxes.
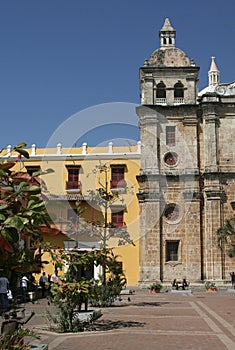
[174,98,184,105]
[110,179,127,192]
[155,98,167,105]
[66,181,81,192]
[111,221,126,228]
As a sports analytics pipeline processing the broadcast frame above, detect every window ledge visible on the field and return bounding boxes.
[165,261,182,267]
[66,189,81,193]
[110,187,126,194]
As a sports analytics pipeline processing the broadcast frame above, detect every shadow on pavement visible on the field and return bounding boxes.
[90,319,146,331]
[131,301,170,307]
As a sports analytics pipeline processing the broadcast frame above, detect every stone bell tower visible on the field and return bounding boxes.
[137,18,235,286]
[137,18,202,285]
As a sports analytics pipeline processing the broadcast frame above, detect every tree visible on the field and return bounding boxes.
[46,248,125,331]
[0,143,55,289]
[87,163,134,284]
[218,216,235,257]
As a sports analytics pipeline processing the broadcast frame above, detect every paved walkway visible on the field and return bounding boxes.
[24,288,235,350]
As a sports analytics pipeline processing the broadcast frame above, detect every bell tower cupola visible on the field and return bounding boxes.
[139,18,199,106]
[159,18,176,48]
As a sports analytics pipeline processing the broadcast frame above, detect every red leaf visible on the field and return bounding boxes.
[0,237,14,253]
[11,172,31,182]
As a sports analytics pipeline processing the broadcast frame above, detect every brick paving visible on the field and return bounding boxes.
[23,288,235,350]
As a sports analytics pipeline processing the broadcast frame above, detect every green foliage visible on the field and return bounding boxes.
[90,283,121,307]
[46,305,102,333]
[13,142,30,159]
[0,144,52,275]
[46,249,103,332]
[90,250,126,307]
[48,279,94,332]
[148,281,162,291]
[0,327,39,350]
[47,248,126,331]
[204,280,217,290]
[218,216,235,257]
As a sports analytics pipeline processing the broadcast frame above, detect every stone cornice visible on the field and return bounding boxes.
[204,189,225,200]
[183,191,202,202]
[137,191,162,202]
[0,152,141,162]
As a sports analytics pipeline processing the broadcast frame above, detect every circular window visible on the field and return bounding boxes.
[164,204,180,223]
[164,152,178,166]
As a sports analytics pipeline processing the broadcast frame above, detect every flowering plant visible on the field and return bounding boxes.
[204,280,217,290]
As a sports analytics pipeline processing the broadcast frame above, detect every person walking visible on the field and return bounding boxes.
[39,272,48,298]
[20,275,29,302]
[0,274,10,312]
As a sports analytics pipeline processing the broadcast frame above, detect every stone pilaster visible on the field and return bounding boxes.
[138,194,162,285]
[202,105,219,173]
[183,190,202,281]
[204,189,223,279]
[136,106,162,174]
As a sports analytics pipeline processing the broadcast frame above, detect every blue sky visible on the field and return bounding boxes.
[0,0,235,148]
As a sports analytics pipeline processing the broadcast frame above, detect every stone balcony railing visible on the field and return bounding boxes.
[155,98,167,105]
[174,98,184,105]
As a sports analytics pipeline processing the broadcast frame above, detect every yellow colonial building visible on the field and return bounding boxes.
[2,141,141,286]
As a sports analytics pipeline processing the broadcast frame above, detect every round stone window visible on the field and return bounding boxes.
[164,204,180,223]
[164,152,178,166]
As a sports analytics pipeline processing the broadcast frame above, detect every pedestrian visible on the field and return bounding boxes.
[7,289,13,305]
[50,271,59,284]
[230,271,235,288]
[48,271,59,301]
[20,275,29,302]
[0,274,10,312]
[39,272,48,298]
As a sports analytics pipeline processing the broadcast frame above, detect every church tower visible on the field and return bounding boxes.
[137,18,202,284]
[137,18,235,286]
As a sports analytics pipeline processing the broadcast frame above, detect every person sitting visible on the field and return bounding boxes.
[182,278,189,290]
[172,279,179,290]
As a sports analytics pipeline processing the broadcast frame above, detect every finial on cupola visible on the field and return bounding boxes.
[159,18,176,48]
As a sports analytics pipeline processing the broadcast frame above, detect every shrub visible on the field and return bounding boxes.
[204,280,217,290]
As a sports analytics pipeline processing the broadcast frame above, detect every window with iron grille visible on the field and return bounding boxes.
[111,210,124,227]
[66,167,80,190]
[166,126,176,146]
[166,241,179,261]
[68,168,79,182]
[110,166,126,189]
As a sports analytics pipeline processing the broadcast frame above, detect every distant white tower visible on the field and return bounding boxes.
[208,56,220,87]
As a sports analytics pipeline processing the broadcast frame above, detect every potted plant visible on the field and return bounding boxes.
[149,281,163,293]
[205,280,218,293]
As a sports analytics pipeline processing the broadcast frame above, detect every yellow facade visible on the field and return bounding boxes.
[2,142,141,286]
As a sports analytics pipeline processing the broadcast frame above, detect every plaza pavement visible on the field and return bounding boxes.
[25,287,235,350]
